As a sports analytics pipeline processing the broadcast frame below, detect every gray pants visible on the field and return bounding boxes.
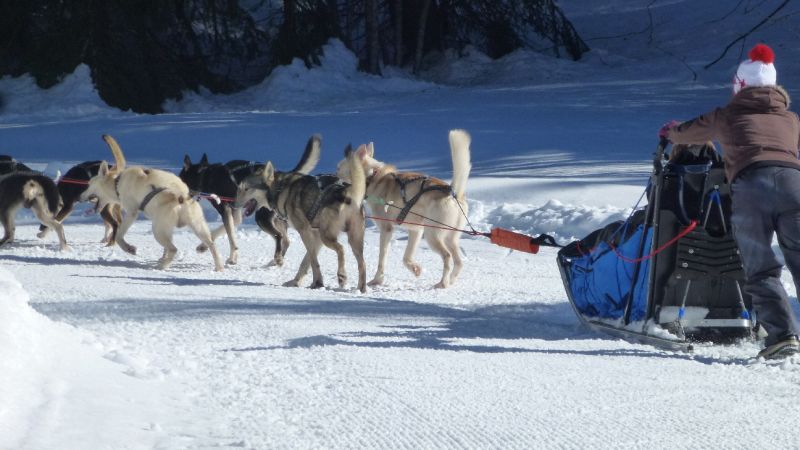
[731,166,800,345]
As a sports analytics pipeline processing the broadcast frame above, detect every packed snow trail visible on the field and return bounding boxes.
[3,222,799,448]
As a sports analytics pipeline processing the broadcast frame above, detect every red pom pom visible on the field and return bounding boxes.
[749,44,775,64]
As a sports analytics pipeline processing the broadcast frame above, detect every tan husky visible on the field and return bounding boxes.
[336,129,471,288]
[236,146,367,292]
[81,135,223,271]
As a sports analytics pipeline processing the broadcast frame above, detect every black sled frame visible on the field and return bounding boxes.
[557,140,754,351]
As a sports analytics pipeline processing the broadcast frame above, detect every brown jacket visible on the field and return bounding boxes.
[668,86,800,181]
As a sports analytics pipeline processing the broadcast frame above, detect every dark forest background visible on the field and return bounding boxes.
[0,0,588,113]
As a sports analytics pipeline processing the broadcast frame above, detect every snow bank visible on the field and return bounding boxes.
[0,268,172,448]
[0,65,117,119]
[166,39,434,113]
[469,199,631,242]
[0,267,66,447]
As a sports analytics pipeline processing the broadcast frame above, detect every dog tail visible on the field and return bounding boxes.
[291,134,321,175]
[448,129,471,201]
[346,146,366,208]
[102,134,127,172]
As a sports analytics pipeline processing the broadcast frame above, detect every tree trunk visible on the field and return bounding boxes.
[413,0,431,74]
[365,0,381,75]
[393,0,403,66]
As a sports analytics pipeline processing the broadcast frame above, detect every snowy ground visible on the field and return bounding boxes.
[3,0,800,448]
[3,222,800,449]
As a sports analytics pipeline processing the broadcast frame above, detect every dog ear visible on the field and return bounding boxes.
[344,144,353,158]
[200,153,209,165]
[367,142,375,157]
[356,144,369,160]
[183,154,192,170]
[263,162,275,185]
[99,160,110,177]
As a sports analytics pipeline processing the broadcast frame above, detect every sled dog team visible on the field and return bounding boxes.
[0,130,472,291]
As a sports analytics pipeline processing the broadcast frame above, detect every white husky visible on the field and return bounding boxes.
[336,129,471,288]
[81,135,223,271]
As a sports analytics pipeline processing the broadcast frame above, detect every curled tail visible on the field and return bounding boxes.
[102,134,127,172]
[346,148,366,207]
[448,129,471,201]
[291,134,321,174]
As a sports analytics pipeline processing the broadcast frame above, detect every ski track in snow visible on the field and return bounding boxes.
[2,221,799,448]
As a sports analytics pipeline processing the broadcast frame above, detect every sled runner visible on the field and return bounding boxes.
[557,140,754,350]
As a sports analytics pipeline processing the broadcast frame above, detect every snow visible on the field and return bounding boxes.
[2,0,800,447]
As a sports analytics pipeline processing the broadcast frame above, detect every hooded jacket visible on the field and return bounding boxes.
[668,86,800,181]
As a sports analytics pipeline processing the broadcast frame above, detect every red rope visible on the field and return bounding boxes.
[58,177,90,186]
[197,193,236,204]
[365,215,486,236]
[610,220,698,263]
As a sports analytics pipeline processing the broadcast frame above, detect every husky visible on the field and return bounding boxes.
[0,171,69,251]
[81,135,223,271]
[37,160,123,245]
[0,155,32,175]
[180,135,320,266]
[336,129,471,288]
[236,146,367,292]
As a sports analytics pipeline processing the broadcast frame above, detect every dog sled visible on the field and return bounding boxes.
[556,140,755,350]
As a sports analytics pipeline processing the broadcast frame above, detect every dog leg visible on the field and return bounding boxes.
[153,221,178,270]
[403,227,424,278]
[186,204,224,272]
[32,199,69,251]
[257,208,289,267]
[99,204,116,245]
[321,233,347,289]
[115,208,138,255]
[222,205,238,265]
[38,200,74,239]
[426,232,453,289]
[447,232,464,285]
[0,207,17,247]
[369,222,394,286]
[283,253,310,287]
[348,215,367,293]
[294,230,323,289]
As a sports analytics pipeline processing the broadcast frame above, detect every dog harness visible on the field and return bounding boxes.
[390,174,453,224]
[139,186,167,211]
[304,175,348,223]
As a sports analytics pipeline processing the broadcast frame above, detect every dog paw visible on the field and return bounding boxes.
[337,273,347,288]
[407,263,422,277]
[282,279,300,287]
[121,244,137,255]
[433,281,448,289]
[196,243,209,253]
[267,258,283,268]
[358,283,367,293]
[214,265,224,272]
[309,280,324,289]
[226,257,237,265]
[36,230,48,239]
[59,244,71,252]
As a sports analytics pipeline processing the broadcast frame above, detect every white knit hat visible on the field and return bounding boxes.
[733,44,777,94]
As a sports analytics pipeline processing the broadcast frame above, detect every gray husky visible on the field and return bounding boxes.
[236,145,367,292]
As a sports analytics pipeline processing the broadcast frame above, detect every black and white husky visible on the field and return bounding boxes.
[37,160,122,245]
[180,135,321,267]
[0,170,69,251]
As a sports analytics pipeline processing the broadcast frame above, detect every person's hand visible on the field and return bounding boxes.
[658,120,681,139]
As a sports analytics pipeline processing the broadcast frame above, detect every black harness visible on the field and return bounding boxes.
[139,186,167,211]
[391,174,453,223]
[304,175,348,223]
[261,174,348,223]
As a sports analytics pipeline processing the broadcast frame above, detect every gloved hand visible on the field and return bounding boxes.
[658,120,681,140]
